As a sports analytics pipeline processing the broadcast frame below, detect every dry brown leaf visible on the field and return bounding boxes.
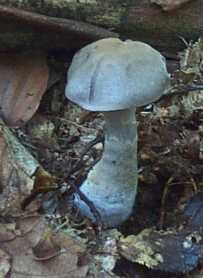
[0,119,39,215]
[21,167,58,210]
[154,38,203,118]
[0,223,17,243]
[1,216,89,278]
[54,231,86,255]
[0,52,48,127]
[32,229,61,261]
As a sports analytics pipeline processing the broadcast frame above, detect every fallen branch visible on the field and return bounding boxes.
[0,5,117,41]
[0,1,202,52]
[0,0,202,52]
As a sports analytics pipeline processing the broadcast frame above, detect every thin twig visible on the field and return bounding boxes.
[64,134,104,230]
[56,117,97,132]
[159,176,174,229]
[70,180,103,230]
[158,175,198,229]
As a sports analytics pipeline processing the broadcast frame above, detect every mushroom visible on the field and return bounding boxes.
[65,38,170,228]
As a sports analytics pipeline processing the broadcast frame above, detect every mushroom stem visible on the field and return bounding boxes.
[74,108,138,228]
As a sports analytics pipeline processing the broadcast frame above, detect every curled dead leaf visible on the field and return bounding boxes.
[0,52,48,127]
[32,229,61,261]
[0,223,16,243]
[1,217,89,278]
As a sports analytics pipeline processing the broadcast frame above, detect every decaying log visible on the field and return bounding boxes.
[0,4,117,52]
[0,0,202,52]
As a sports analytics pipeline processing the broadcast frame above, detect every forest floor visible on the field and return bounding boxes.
[0,40,203,278]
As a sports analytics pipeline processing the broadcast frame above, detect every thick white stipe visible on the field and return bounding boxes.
[74,109,137,227]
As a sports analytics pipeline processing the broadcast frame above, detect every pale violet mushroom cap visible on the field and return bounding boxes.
[65,38,170,111]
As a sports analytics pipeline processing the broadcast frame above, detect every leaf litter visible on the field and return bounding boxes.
[0,39,203,277]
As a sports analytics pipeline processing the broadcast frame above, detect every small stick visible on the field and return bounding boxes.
[56,117,96,132]
[158,176,174,229]
[158,83,203,103]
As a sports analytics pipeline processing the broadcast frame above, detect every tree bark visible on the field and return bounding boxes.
[0,0,202,52]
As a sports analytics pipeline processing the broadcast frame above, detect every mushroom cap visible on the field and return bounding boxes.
[65,38,170,111]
